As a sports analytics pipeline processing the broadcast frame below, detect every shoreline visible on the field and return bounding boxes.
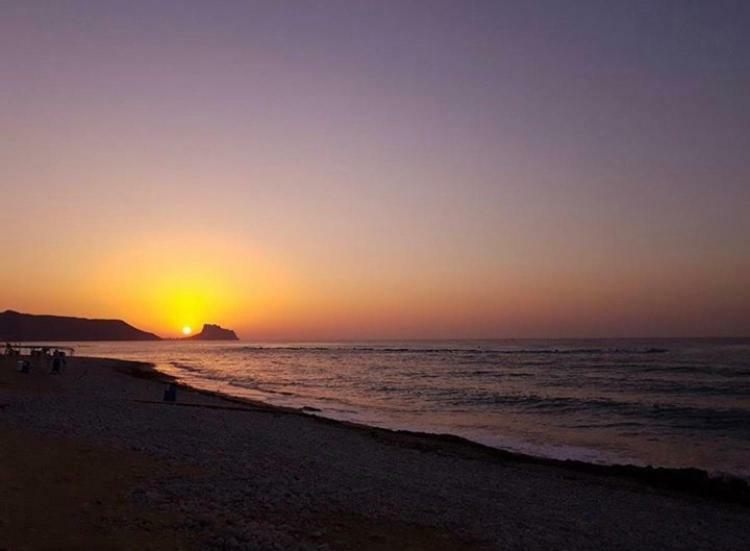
[120,357,750,506]
[64,338,750,483]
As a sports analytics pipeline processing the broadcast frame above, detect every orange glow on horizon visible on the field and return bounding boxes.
[78,231,299,338]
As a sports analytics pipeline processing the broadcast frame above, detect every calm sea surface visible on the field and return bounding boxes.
[72,339,750,477]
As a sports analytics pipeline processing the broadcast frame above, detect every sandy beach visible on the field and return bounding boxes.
[1,355,749,550]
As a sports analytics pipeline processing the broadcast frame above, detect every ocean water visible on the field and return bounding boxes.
[72,339,750,477]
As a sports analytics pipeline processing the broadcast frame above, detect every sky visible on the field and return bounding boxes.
[1,1,749,339]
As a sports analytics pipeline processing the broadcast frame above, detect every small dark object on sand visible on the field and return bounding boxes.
[163,383,178,402]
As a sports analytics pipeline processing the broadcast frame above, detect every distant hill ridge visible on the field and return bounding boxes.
[0,310,161,341]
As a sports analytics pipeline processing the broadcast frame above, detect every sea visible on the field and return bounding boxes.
[71,339,750,478]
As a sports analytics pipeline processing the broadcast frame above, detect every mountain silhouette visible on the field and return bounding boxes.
[0,310,161,341]
[187,323,238,341]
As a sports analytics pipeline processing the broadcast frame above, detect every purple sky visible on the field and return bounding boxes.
[2,1,749,338]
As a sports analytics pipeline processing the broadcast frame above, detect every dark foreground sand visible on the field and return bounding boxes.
[1,356,749,550]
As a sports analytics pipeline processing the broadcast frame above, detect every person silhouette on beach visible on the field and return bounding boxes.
[51,350,66,374]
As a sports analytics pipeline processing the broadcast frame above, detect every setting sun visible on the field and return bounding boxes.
[182,326,192,336]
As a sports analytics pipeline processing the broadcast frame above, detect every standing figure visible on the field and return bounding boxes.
[51,350,66,374]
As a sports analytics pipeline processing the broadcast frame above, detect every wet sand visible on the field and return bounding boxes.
[1,355,749,550]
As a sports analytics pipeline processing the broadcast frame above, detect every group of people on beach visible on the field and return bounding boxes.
[3,343,68,374]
